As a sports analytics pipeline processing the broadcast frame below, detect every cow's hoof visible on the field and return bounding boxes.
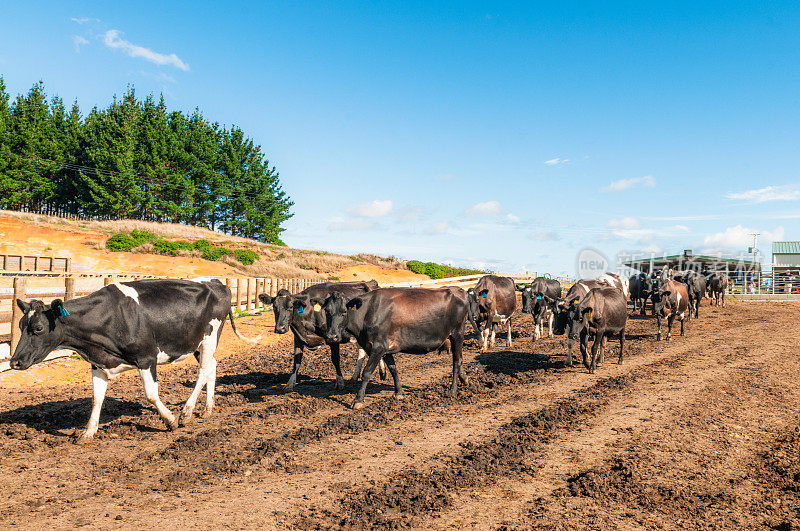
[165,418,179,431]
[201,408,214,419]
[284,383,295,393]
[74,433,94,445]
[334,376,345,391]
[178,413,192,427]
[393,393,405,401]
[351,400,365,410]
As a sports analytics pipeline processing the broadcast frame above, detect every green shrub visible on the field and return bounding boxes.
[130,229,157,245]
[151,239,195,256]
[232,249,259,265]
[407,260,485,279]
[201,246,231,261]
[193,239,213,253]
[106,233,137,252]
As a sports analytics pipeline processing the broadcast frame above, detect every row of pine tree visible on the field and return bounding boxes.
[0,78,292,244]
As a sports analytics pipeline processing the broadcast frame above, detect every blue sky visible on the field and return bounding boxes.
[2,1,799,275]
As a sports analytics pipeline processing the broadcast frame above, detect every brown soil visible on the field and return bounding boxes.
[0,299,797,529]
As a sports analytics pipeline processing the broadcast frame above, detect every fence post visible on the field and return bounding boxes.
[236,278,243,312]
[225,278,233,312]
[104,275,114,287]
[11,277,28,354]
[65,277,76,301]
[246,278,253,311]
[65,257,72,273]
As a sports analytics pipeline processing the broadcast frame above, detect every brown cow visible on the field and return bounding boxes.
[653,279,690,340]
[467,275,517,351]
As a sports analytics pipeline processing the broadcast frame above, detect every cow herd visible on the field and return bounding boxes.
[8,268,730,441]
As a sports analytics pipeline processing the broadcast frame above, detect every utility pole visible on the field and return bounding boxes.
[750,232,760,293]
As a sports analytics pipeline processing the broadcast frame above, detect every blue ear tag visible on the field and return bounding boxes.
[481,292,487,298]
[60,307,69,317]
[297,305,305,314]
[536,295,543,300]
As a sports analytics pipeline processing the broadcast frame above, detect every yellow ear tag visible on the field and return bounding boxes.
[313,303,322,312]
[587,310,593,319]
[350,304,358,311]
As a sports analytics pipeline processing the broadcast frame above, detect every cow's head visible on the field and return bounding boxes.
[465,288,481,331]
[10,299,68,370]
[652,288,672,317]
[323,292,354,344]
[554,298,581,337]
[258,289,293,333]
[567,301,593,341]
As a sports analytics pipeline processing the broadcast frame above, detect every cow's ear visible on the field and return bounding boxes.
[259,294,274,306]
[16,299,30,313]
[662,290,671,297]
[50,299,69,320]
[348,298,363,312]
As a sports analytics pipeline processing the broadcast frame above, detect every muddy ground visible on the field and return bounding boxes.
[0,298,798,529]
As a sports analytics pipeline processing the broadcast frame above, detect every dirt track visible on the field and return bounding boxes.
[0,299,798,529]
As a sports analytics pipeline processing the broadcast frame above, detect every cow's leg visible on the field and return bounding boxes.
[657,315,663,341]
[507,320,513,347]
[587,332,600,373]
[181,321,221,424]
[351,348,367,382]
[548,313,554,337]
[618,328,625,364]
[450,333,466,397]
[383,353,403,399]
[481,327,490,351]
[490,323,496,348]
[285,341,304,392]
[139,366,178,431]
[722,291,725,307]
[600,335,607,363]
[77,367,109,442]
[566,338,574,367]
[680,317,685,336]
[580,331,590,371]
[330,343,345,390]
[353,349,385,410]
[667,315,674,341]
[640,298,647,316]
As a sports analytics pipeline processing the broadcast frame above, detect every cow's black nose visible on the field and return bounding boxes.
[9,359,22,370]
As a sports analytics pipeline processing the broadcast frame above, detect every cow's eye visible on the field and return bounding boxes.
[33,325,44,334]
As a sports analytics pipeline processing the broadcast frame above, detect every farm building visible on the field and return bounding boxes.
[622,249,760,276]
[772,241,800,293]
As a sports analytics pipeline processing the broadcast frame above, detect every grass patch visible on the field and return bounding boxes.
[406,260,486,279]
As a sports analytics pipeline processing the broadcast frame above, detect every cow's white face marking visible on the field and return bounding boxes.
[113,282,140,304]
[27,310,35,319]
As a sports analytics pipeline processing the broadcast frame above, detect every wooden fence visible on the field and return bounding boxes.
[0,254,71,274]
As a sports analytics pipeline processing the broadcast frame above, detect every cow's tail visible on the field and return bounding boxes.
[228,309,261,344]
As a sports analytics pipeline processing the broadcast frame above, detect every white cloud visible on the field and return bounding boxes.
[72,35,89,53]
[607,217,640,230]
[702,225,785,249]
[544,157,570,166]
[328,218,377,231]
[528,231,560,241]
[466,200,503,217]
[600,175,656,193]
[395,206,426,223]
[347,199,393,218]
[71,17,99,24]
[725,184,800,203]
[426,221,449,235]
[103,30,190,71]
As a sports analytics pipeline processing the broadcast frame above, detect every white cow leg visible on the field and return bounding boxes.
[181,357,208,425]
[203,357,217,418]
[140,367,178,431]
[507,322,512,347]
[351,348,367,382]
[534,322,541,341]
[548,313,554,337]
[481,328,490,351]
[78,368,109,442]
[490,326,496,348]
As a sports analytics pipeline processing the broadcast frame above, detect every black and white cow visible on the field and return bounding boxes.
[553,279,606,367]
[673,270,706,318]
[323,287,468,409]
[596,272,630,300]
[565,286,627,373]
[520,277,561,341]
[10,279,258,441]
[629,273,651,315]
[258,280,385,391]
[467,275,517,351]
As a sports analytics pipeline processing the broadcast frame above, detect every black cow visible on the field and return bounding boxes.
[520,277,561,341]
[553,279,606,367]
[323,287,468,409]
[706,273,728,307]
[673,270,706,318]
[652,279,690,340]
[467,275,517,351]
[10,279,258,441]
[258,280,385,391]
[565,286,627,373]
[629,273,651,315]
